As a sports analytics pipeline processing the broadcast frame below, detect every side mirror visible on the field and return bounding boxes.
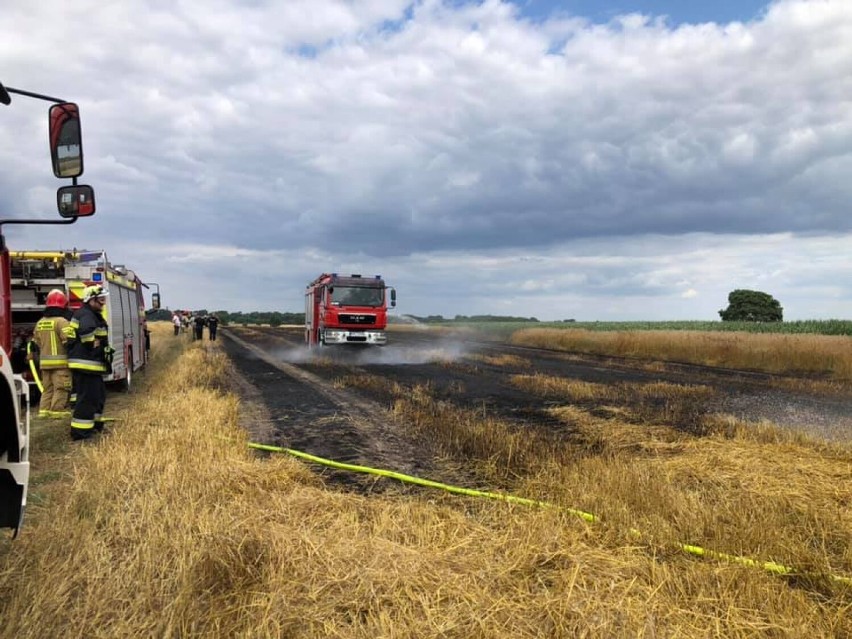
[49,102,84,178]
[57,185,96,218]
[151,293,161,310]
[390,288,396,308]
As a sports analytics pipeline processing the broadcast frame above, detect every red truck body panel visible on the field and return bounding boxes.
[0,248,11,356]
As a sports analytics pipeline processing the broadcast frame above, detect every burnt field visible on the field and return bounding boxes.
[221,325,852,491]
[6,322,849,637]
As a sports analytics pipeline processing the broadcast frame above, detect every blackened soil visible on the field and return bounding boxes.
[221,326,852,489]
[220,329,469,494]
[222,335,356,456]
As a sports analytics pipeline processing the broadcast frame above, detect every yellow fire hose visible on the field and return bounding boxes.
[247,441,852,587]
[249,441,596,521]
[28,359,44,393]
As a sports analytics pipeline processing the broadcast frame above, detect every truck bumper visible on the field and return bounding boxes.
[0,375,30,532]
[321,329,387,345]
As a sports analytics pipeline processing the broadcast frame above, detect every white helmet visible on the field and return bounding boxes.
[82,284,109,303]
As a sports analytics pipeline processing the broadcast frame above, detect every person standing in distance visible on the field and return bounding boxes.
[193,313,206,341]
[207,314,219,341]
[31,289,73,418]
[65,285,112,441]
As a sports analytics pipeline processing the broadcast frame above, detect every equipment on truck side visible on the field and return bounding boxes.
[0,81,97,533]
[10,250,149,394]
[305,273,396,347]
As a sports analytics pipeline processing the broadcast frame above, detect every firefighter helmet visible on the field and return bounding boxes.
[82,284,109,303]
[46,289,68,308]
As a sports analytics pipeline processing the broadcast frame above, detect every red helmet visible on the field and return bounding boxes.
[46,289,68,308]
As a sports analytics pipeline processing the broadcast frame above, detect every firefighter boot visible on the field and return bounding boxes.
[70,427,93,442]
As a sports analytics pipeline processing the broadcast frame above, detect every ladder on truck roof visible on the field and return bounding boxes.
[9,250,108,311]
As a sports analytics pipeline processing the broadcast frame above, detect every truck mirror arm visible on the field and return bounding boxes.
[0,84,67,105]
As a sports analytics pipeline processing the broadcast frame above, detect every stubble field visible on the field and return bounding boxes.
[0,322,849,638]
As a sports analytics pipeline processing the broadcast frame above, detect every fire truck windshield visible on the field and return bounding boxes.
[330,286,383,307]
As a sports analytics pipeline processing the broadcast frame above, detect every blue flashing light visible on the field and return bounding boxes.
[92,273,103,282]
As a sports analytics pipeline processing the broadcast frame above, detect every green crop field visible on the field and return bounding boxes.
[435,319,852,337]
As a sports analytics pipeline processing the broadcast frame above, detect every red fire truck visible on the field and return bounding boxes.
[0,81,97,533]
[305,273,396,347]
[9,250,149,393]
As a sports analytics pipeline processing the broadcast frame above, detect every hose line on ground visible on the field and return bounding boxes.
[248,442,596,521]
[247,440,852,587]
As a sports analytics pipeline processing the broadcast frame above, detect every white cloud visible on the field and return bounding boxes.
[1,0,851,319]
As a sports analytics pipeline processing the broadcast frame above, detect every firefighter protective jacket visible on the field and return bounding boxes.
[32,307,71,369]
[66,304,109,374]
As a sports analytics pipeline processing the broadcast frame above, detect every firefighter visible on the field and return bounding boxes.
[64,285,113,441]
[30,289,73,418]
[193,313,206,341]
[207,314,219,341]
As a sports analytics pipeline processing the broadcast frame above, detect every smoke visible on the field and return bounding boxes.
[271,338,471,366]
[270,345,316,364]
[351,339,470,365]
[393,315,430,329]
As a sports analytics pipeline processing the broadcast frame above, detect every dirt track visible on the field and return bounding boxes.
[220,325,852,488]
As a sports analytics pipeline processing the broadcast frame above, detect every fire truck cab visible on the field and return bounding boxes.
[0,81,96,533]
[305,273,396,347]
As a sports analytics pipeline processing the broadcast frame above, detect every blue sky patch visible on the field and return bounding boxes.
[507,0,772,25]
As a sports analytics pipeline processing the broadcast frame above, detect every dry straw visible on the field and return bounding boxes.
[0,323,849,638]
[511,328,852,380]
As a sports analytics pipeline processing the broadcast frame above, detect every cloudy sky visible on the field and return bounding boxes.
[1,0,850,321]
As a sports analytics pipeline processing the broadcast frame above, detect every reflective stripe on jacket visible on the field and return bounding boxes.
[33,315,71,369]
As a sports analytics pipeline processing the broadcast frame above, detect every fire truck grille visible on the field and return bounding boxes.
[339,314,376,325]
